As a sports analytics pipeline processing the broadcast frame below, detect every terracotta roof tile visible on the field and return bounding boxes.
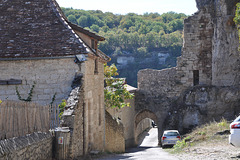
[0,0,88,58]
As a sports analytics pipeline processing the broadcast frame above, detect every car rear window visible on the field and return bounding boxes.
[164,132,179,136]
[234,116,240,122]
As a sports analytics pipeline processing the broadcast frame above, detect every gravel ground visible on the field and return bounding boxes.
[176,135,240,160]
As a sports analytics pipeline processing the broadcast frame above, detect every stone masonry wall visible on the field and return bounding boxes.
[138,67,182,98]
[82,56,105,153]
[0,132,52,160]
[107,87,152,148]
[0,58,79,105]
[105,111,125,153]
[177,7,214,87]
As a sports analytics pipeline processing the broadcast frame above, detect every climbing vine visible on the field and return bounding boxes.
[50,92,57,107]
[234,2,240,49]
[16,82,36,102]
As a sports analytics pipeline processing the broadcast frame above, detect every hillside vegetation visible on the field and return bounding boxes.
[62,8,187,86]
[169,119,240,159]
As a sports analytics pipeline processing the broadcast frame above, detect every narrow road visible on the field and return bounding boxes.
[96,128,179,160]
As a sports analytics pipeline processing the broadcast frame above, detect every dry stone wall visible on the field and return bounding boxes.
[0,132,52,160]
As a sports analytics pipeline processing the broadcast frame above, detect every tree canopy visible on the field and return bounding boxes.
[104,64,134,109]
[61,8,186,57]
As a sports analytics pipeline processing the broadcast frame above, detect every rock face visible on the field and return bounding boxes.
[136,0,240,137]
[211,0,240,86]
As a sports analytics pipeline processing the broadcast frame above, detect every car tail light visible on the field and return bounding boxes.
[231,123,240,129]
[162,136,166,140]
[177,136,181,139]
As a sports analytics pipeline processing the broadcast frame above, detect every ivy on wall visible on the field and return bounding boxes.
[15,82,36,102]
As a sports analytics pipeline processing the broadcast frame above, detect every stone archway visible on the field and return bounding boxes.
[135,109,158,127]
[134,109,158,145]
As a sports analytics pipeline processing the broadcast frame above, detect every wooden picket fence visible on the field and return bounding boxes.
[49,104,60,130]
[0,101,60,140]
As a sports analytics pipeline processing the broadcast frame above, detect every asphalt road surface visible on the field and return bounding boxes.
[96,128,179,160]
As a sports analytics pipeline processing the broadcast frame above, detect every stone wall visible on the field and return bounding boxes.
[0,58,79,105]
[138,67,181,98]
[60,55,105,157]
[166,85,240,133]
[82,56,105,153]
[177,7,214,87]
[105,111,125,153]
[135,0,240,140]
[177,0,240,87]
[107,86,152,148]
[0,132,52,160]
[211,0,240,86]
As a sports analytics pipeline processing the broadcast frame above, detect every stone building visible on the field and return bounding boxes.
[107,85,152,149]
[136,0,240,140]
[0,0,109,158]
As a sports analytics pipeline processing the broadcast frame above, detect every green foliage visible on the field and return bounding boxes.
[58,99,67,119]
[172,136,191,153]
[218,118,228,129]
[104,64,134,109]
[50,93,57,107]
[171,119,230,154]
[61,8,186,56]
[16,82,36,102]
[234,3,240,47]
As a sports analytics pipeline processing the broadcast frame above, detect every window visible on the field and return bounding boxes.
[94,59,98,74]
[91,39,95,49]
[99,95,101,126]
[0,79,22,85]
[193,70,199,86]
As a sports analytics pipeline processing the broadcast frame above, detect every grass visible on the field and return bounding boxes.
[170,118,230,154]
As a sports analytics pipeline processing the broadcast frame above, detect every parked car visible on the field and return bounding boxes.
[152,121,156,128]
[229,115,240,147]
[161,130,181,148]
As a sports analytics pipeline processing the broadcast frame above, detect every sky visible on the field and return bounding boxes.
[56,0,198,16]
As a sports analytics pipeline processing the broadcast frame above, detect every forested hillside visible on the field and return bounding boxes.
[62,8,187,87]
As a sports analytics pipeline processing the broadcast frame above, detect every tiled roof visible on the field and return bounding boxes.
[69,23,105,41]
[0,0,88,58]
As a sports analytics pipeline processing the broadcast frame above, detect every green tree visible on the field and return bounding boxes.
[68,15,77,24]
[104,64,134,109]
[90,24,100,33]
[77,16,88,27]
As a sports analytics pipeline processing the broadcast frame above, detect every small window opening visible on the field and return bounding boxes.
[91,39,95,49]
[99,95,101,126]
[94,59,98,74]
[193,70,199,86]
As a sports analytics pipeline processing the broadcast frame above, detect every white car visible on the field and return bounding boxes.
[161,130,181,148]
[229,116,240,147]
